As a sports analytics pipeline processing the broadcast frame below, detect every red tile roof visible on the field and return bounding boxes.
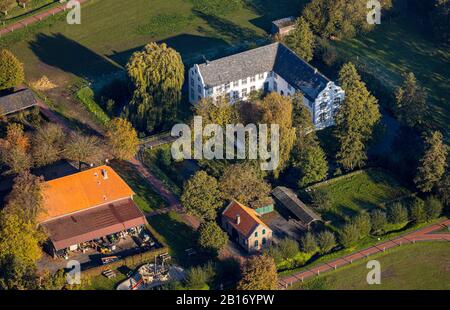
[222,200,270,238]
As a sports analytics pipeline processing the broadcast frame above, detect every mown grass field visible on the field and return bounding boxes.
[333,17,450,142]
[307,169,410,221]
[291,242,450,290]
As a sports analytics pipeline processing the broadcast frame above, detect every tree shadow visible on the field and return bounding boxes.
[107,33,231,68]
[29,33,121,82]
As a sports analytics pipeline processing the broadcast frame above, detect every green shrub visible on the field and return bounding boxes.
[0,49,24,90]
[299,232,317,253]
[277,238,300,260]
[387,202,408,224]
[309,189,332,212]
[370,209,387,234]
[76,87,110,125]
[316,230,336,254]
[184,262,215,290]
[424,196,443,220]
[351,212,371,237]
[338,223,359,248]
[409,197,427,223]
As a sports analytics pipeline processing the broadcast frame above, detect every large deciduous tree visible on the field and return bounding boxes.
[258,93,296,177]
[106,118,139,160]
[124,43,184,133]
[395,72,428,128]
[237,255,278,290]
[197,221,229,255]
[181,171,222,221]
[285,17,315,61]
[31,123,66,167]
[0,123,31,174]
[63,133,105,169]
[0,49,24,90]
[414,131,448,192]
[334,62,380,171]
[219,164,272,209]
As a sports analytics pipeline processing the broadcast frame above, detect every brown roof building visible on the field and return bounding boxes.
[0,89,38,116]
[39,166,147,253]
[221,200,272,253]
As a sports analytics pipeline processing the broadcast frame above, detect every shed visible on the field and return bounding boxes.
[0,89,38,116]
[272,186,321,227]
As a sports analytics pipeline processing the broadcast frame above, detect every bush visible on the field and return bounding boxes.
[184,262,215,290]
[197,221,229,255]
[309,189,333,212]
[299,232,317,253]
[351,212,371,237]
[409,197,427,223]
[338,223,359,248]
[424,196,443,220]
[156,147,172,169]
[370,209,387,234]
[316,230,336,254]
[277,238,300,260]
[387,202,408,224]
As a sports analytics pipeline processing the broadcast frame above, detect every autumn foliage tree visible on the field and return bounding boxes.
[237,255,278,290]
[181,171,222,221]
[64,132,105,169]
[106,118,139,160]
[124,42,184,133]
[0,123,31,173]
[31,123,66,167]
[0,49,24,90]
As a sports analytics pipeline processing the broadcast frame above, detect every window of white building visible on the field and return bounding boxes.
[233,80,239,87]
[242,78,248,85]
[225,83,230,90]
[259,73,264,80]
[250,86,256,92]
[320,102,327,110]
[250,76,256,82]
[333,97,342,105]
[319,113,327,123]
[273,81,278,92]
[242,88,248,97]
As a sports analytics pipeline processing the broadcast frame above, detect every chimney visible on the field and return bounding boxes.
[236,214,241,225]
[101,169,108,180]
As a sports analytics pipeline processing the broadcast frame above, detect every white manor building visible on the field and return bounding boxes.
[189,42,345,129]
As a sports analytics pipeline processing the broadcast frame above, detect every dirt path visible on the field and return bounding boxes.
[279,219,450,289]
[0,0,90,37]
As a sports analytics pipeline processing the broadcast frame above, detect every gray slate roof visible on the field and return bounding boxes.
[0,89,38,116]
[197,42,331,101]
[272,186,321,226]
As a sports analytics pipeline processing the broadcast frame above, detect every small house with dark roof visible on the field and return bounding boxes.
[188,42,344,129]
[0,89,38,116]
[272,186,322,228]
[271,17,296,37]
[221,200,272,253]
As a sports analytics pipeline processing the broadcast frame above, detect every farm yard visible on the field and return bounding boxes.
[291,242,450,290]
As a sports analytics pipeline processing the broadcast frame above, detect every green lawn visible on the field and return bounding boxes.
[307,169,411,222]
[291,242,450,290]
[333,17,450,142]
[110,160,168,213]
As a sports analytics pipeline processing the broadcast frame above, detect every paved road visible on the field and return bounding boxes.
[0,0,90,37]
[279,219,450,289]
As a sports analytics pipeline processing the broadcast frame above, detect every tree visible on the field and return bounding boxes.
[277,238,300,260]
[64,133,105,169]
[334,62,380,171]
[219,164,272,209]
[106,118,139,160]
[197,221,228,255]
[387,202,408,224]
[435,172,450,206]
[193,97,239,127]
[424,196,443,220]
[309,189,333,212]
[302,0,392,39]
[338,223,359,248]
[0,255,39,290]
[370,209,387,234]
[258,93,296,177]
[184,262,215,290]
[316,231,336,254]
[237,255,278,290]
[181,171,222,221]
[409,198,427,223]
[0,49,24,90]
[294,144,328,187]
[0,123,31,173]
[31,123,66,167]
[4,171,45,224]
[395,72,428,128]
[430,0,450,45]
[285,17,315,61]
[351,212,371,237]
[0,212,44,265]
[414,131,448,192]
[299,232,317,253]
[124,42,184,133]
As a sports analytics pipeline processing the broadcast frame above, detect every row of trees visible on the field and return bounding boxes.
[0,117,139,174]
